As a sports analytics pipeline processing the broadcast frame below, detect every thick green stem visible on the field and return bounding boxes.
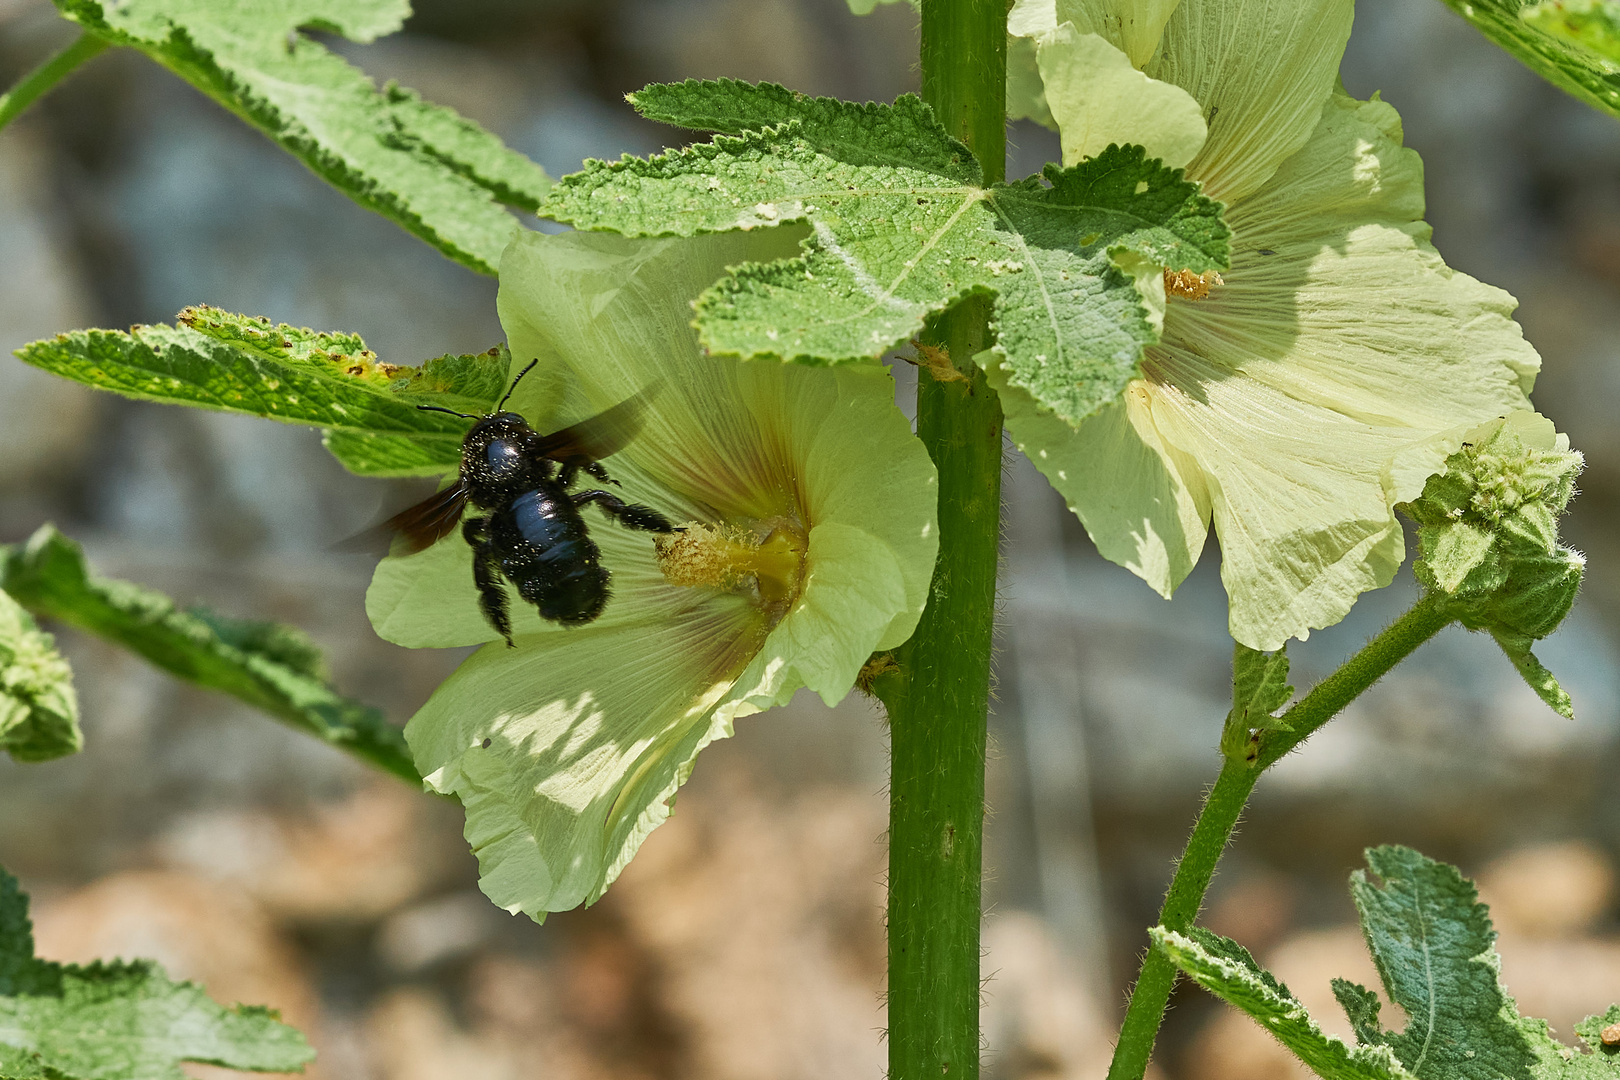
[1105,595,1453,1080]
[877,4,1005,1078]
[0,32,109,134]
[920,0,1007,184]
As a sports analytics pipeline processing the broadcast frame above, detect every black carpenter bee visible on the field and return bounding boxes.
[381,360,675,645]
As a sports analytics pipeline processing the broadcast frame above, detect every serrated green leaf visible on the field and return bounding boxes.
[1164,847,1620,1080]
[0,865,312,1079]
[1152,925,1415,1080]
[545,79,1230,425]
[1435,0,1620,120]
[1574,1004,1620,1057]
[54,0,549,274]
[1352,845,1536,1079]
[0,525,417,783]
[1334,979,1387,1048]
[0,590,79,765]
[14,307,505,477]
[1349,846,1620,1079]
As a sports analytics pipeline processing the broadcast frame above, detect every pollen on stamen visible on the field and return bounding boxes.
[1163,268,1225,300]
[655,522,807,607]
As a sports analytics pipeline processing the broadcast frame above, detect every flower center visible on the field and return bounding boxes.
[1163,268,1224,300]
[654,520,808,610]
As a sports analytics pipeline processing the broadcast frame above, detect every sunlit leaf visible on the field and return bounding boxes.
[55,0,549,273]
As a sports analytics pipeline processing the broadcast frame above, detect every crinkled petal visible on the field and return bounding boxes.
[990,361,1210,597]
[1143,347,1422,649]
[1148,0,1352,202]
[1010,0,1183,67]
[1117,91,1539,647]
[1181,92,1540,418]
[1038,26,1207,169]
[407,599,758,919]
[1015,89,1542,648]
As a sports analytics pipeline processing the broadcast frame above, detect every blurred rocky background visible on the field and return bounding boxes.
[2,0,1619,1077]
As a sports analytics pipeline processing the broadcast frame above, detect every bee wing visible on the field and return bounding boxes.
[336,481,470,556]
[533,381,663,466]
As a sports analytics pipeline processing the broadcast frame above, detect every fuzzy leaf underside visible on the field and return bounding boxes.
[1151,926,1414,1080]
[0,525,415,782]
[1435,0,1620,119]
[0,866,312,1080]
[545,79,1230,425]
[54,0,550,274]
[1347,845,1620,1080]
[1161,846,1620,1080]
[14,307,502,477]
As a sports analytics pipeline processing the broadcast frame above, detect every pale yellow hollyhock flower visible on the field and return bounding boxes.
[1008,0,1202,163]
[996,0,1541,650]
[368,228,937,920]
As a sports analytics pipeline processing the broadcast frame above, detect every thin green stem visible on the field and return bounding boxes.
[877,4,1005,1078]
[0,32,109,134]
[1258,595,1452,768]
[1105,595,1453,1080]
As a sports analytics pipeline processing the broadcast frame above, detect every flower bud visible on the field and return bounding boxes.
[1404,412,1585,716]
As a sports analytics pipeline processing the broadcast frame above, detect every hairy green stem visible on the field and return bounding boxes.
[1105,595,1453,1080]
[0,32,109,134]
[875,4,1006,1077]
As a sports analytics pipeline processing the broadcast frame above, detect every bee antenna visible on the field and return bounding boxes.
[497,359,539,412]
[417,404,477,419]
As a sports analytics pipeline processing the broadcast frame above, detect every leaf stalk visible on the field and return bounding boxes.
[1105,595,1454,1080]
[0,32,109,134]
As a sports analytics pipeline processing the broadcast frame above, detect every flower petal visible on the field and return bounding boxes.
[1148,0,1353,202]
[1176,91,1539,422]
[989,360,1210,597]
[1131,91,1539,648]
[735,360,937,655]
[402,228,939,920]
[499,228,817,520]
[1038,26,1207,169]
[1011,0,1182,68]
[1007,30,1056,128]
[1143,347,1419,650]
[407,599,759,919]
[499,228,936,654]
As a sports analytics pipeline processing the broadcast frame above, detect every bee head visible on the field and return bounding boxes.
[461,412,539,489]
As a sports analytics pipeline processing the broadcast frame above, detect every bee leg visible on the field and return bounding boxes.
[583,461,619,487]
[463,517,514,646]
[571,489,675,533]
[557,460,619,489]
